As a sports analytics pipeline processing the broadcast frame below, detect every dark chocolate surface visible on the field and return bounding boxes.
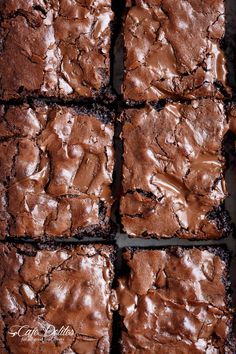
[0,0,235,350]
[123,0,230,102]
[117,247,233,353]
[120,99,229,239]
[0,104,114,239]
[0,243,117,354]
[0,0,113,100]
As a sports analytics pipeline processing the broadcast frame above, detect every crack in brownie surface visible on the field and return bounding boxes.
[0,243,117,354]
[0,103,114,239]
[123,0,230,102]
[120,99,229,238]
[0,0,113,100]
[117,248,233,353]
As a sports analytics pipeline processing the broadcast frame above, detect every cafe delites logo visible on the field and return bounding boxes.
[8,323,75,342]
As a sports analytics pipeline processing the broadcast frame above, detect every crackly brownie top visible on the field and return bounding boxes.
[121,100,228,238]
[0,243,117,354]
[123,0,229,102]
[117,248,232,353]
[0,104,114,238]
[0,0,113,99]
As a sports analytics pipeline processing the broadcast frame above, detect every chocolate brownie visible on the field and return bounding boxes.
[120,99,229,239]
[0,243,117,354]
[0,0,113,100]
[0,103,114,239]
[117,247,234,353]
[123,0,230,102]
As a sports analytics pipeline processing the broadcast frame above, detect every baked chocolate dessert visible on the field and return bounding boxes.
[0,0,113,100]
[0,243,117,354]
[117,247,234,353]
[120,99,230,239]
[0,103,114,239]
[123,0,230,102]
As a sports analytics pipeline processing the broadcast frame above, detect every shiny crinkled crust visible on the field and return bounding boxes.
[0,103,114,239]
[117,247,233,354]
[123,0,231,102]
[120,99,230,239]
[0,0,113,100]
[0,243,118,354]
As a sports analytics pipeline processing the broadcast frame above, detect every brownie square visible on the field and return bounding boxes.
[0,103,114,239]
[123,0,230,102]
[0,0,113,100]
[0,243,117,354]
[117,247,234,353]
[120,99,229,239]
